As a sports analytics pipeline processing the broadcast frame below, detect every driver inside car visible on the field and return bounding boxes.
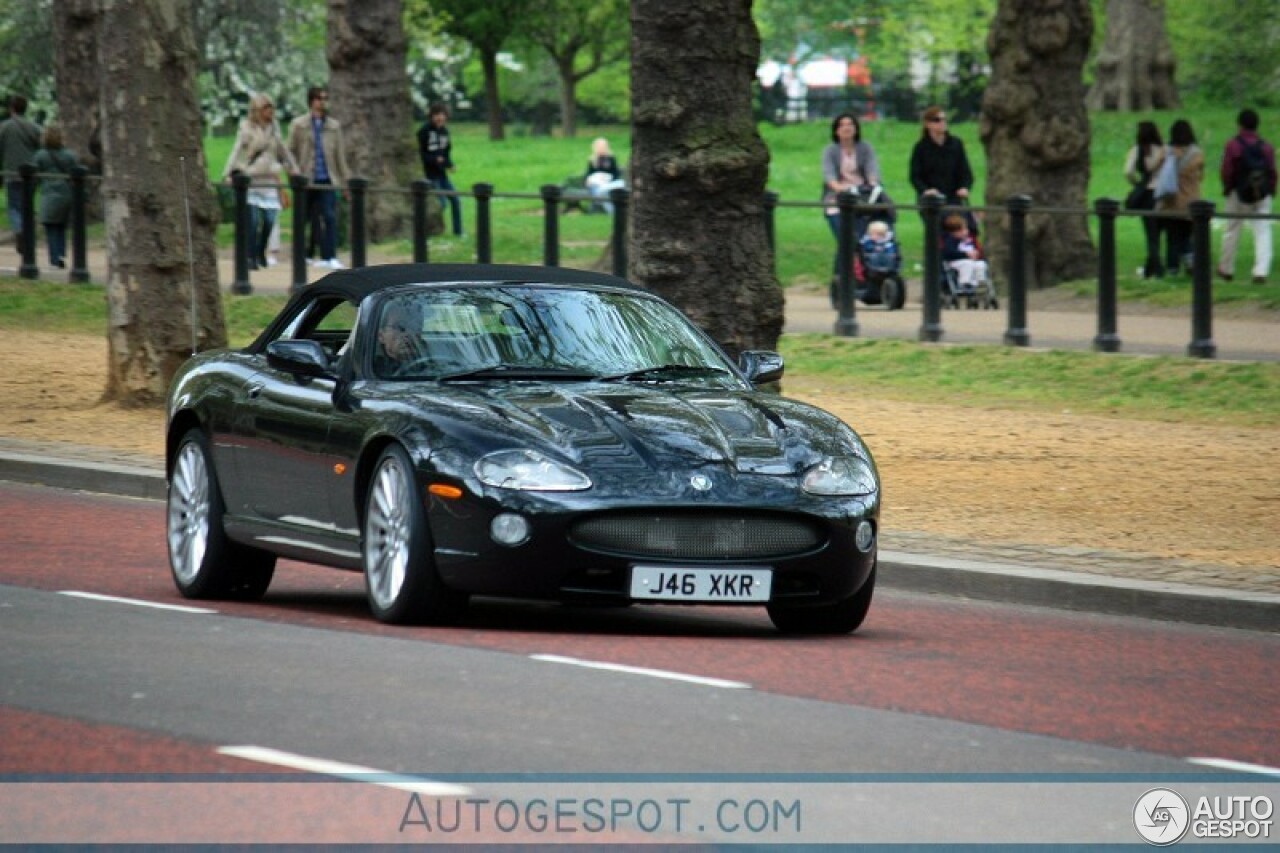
[373,300,425,377]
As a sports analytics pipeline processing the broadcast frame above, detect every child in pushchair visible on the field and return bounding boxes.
[856,219,906,309]
[940,213,998,309]
[829,184,907,310]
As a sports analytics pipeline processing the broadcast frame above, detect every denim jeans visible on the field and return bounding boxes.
[250,205,278,265]
[45,223,66,265]
[6,179,24,238]
[305,187,339,261]
[428,174,463,236]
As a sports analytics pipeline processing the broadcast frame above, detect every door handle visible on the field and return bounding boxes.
[247,383,264,399]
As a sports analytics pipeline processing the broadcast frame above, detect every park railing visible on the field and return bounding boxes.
[9,165,1276,360]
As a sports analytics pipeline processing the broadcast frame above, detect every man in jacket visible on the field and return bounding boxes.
[417,103,463,237]
[0,96,43,246]
[287,86,351,269]
[1217,108,1277,284]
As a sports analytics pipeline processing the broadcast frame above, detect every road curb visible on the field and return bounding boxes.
[0,453,166,502]
[2,452,1275,633]
[879,551,1280,634]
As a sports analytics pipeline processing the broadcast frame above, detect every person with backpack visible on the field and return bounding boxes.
[1217,108,1277,284]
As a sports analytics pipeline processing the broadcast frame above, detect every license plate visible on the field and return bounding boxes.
[629,566,773,602]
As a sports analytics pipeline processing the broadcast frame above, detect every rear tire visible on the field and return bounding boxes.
[767,565,876,635]
[362,444,468,625]
[167,429,275,600]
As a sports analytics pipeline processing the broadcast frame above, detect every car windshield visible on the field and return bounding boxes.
[369,285,739,384]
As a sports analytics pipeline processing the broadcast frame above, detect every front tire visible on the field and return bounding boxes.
[882,275,906,310]
[767,565,876,635]
[167,429,275,600]
[362,444,468,625]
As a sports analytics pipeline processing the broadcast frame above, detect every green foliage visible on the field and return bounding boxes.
[1166,0,1280,108]
[0,0,54,115]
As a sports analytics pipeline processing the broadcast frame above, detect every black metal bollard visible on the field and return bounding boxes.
[411,179,429,264]
[763,191,779,273]
[834,189,859,337]
[231,171,251,294]
[18,163,37,279]
[1187,199,1217,358]
[290,174,308,293]
[918,194,944,342]
[69,165,90,283]
[610,187,630,278]
[541,184,561,267]
[474,182,493,263]
[1003,194,1032,346]
[1093,197,1122,352]
[349,177,367,268]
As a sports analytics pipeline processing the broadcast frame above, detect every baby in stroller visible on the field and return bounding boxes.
[830,185,907,311]
[856,219,906,309]
[940,213,998,309]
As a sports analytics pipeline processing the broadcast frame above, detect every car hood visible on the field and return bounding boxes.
[384,382,869,476]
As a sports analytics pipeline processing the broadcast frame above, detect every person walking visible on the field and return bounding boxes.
[1217,108,1277,284]
[287,86,351,269]
[30,126,78,269]
[1123,120,1166,278]
[821,113,883,298]
[909,105,974,224]
[1154,119,1205,277]
[417,103,463,238]
[0,95,43,247]
[223,93,298,270]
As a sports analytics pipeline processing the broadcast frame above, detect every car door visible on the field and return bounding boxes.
[234,298,357,531]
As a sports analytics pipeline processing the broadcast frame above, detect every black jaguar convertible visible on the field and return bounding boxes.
[165,264,881,633]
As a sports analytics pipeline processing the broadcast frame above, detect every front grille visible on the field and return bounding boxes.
[569,512,824,561]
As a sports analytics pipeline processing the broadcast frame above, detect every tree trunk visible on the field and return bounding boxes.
[557,56,579,138]
[479,48,506,141]
[1087,0,1179,111]
[98,0,225,406]
[52,0,101,174]
[979,0,1095,290]
[630,0,782,358]
[327,0,417,243]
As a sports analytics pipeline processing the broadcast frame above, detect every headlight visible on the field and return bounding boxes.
[802,457,878,496]
[474,449,592,491]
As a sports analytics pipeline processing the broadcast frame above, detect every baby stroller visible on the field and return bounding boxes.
[829,185,907,311]
[940,211,998,310]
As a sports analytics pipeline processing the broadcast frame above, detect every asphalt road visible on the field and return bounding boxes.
[3,482,1278,843]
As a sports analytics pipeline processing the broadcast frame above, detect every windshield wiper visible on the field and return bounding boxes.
[438,363,599,382]
[600,364,730,383]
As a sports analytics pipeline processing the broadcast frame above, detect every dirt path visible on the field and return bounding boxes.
[3,330,1277,573]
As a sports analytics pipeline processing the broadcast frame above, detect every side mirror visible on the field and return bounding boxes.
[738,350,785,384]
[266,339,335,379]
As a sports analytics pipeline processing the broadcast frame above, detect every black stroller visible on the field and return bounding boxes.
[829,185,907,311]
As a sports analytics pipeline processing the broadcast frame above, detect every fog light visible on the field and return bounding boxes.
[855,520,875,553]
[490,513,531,547]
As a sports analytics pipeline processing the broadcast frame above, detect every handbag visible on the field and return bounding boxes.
[1124,184,1153,211]
[1153,151,1179,201]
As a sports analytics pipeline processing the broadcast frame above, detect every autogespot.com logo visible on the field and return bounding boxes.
[1135,788,1191,845]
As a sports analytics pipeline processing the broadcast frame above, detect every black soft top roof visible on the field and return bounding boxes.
[303,263,640,303]
[248,263,644,353]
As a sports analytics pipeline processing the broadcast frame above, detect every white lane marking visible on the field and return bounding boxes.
[58,590,216,614]
[1188,757,1280,778]
[217,745,472,796]
[531,653,751,689]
